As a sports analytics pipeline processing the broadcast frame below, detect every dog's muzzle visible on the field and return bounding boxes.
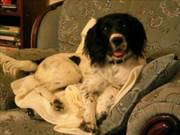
[108,33,128,60]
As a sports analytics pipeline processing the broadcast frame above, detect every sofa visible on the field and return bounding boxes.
[0,0,180,135]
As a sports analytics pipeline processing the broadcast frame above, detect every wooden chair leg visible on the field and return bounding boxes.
[141,113,180,135]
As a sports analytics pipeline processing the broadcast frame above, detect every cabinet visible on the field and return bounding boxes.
[0,0,48,49]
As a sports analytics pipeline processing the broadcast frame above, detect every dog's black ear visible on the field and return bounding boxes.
[128,16,147,57]
[84,23,107,65]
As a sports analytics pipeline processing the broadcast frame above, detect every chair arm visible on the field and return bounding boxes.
[127,81,180,135]
[3,48,59,61]
[99,54,179,135]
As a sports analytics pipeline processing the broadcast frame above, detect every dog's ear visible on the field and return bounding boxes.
[84,23,107,65]
[129,16,147,57]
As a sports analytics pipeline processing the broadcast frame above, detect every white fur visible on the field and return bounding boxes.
[79,56,140,131]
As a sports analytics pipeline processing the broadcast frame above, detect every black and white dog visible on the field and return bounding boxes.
[25,13,146,134]
[79,13,147,133]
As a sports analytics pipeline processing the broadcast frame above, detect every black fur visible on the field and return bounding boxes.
[84,13,147,65]
[69,55,81,65]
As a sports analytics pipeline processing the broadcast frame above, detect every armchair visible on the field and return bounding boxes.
[0,0,179,135]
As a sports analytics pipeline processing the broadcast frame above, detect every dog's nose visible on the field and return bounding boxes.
[111,37,123,46]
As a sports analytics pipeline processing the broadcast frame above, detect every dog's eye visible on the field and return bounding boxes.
[103,26,108,31]
[122,24,127,29]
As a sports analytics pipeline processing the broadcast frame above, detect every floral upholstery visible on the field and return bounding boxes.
[133,0,180,58]
[58,0,180,59]
[0,109,60,135]
[0,67,15,110]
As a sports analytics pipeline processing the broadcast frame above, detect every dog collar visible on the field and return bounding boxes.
[109,59,123,64]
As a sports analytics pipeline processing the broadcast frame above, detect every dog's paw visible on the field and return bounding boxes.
[2,61,18,76]
[52,99,64,111]
[26,108,44,121]
[2,60,37,76]
[96,112,108,126]
[16,60,37,72]
[79,121,97,133]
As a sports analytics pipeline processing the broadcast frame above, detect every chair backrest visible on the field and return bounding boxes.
[57,0,180,59]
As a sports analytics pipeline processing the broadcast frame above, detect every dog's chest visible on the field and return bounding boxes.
[96,64,132,88]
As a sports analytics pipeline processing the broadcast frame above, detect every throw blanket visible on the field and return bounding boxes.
[11,18,145,135]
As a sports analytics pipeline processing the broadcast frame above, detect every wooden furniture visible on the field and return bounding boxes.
[31,1,63,48]
[0,0,48,48]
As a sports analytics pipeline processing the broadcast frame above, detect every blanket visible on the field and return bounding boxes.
[10,18,145,135]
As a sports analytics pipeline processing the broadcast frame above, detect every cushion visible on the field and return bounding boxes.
[57,0,180,59]
[99,53,180,134]
[0,66,17,110]
[0,109,60,135]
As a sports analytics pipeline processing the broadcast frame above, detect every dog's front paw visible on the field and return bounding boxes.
[79,121,97,133]
[96,112,108,126]
[52,99,64,111]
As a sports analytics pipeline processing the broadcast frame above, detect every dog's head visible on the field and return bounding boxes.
[84,13,147,65]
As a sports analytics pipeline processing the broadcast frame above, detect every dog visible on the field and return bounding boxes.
[78,13,147,133]
[21,13,146,134]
